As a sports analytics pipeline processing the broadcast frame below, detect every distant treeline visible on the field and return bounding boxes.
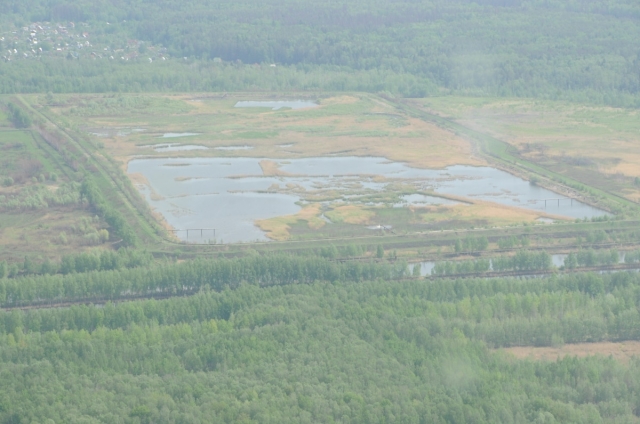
[2,0,640,104]
[1,60,639,107]
[0,60,436,98]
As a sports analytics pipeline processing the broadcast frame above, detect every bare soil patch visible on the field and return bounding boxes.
[259,160,295,176]
[499,341,640,363]
[256,204,325,241]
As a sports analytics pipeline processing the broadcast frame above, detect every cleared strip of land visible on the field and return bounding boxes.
[500,342,640,363]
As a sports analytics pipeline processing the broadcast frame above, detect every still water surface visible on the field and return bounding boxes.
[410,253,627,277]
[235,101,318,110]
[160,133,200,138]
[153,144,209,152]
[128,156,608,243]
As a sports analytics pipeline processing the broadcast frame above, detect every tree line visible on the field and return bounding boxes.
[564,249,621,269]
[454,236,489,253]
[1,270,639,346]
[433,250,553,276]
[80,178,138,247]
[2,0,640,105]
[431,248,632,276]
[0,248,153,279]
[6,102,31,128]
[0,254,408,307]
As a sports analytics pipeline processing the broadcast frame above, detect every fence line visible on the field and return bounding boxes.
[168,228,216,238]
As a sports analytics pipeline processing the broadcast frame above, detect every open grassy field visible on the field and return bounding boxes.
[413,97,640,203]
[0,208,111,263]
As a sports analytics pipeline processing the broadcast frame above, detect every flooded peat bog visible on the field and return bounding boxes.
[129,156,608,243]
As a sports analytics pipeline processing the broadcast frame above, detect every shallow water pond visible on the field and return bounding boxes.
[410,262,436,276]
[553,252,625,267]
[234,101,318,110]
[146,144,209,152]
[411,253,629,277]
[160,133,200,138]
[89,128,147,138]
[214,146,254,151]
[128,156,609,243]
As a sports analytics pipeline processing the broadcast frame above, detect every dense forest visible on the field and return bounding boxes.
[1,0,640,103]
[3,261,640,422]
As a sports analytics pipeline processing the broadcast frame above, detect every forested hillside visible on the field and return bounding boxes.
[1,0,640,103]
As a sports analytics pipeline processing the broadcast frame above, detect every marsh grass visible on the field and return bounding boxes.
[46,93,481,170]
[418,96,640,180]
[255,204,326,241]
[0,131,67,185]
[0,207,111,263]
[0,125,114,262]
[60,94,195,117]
